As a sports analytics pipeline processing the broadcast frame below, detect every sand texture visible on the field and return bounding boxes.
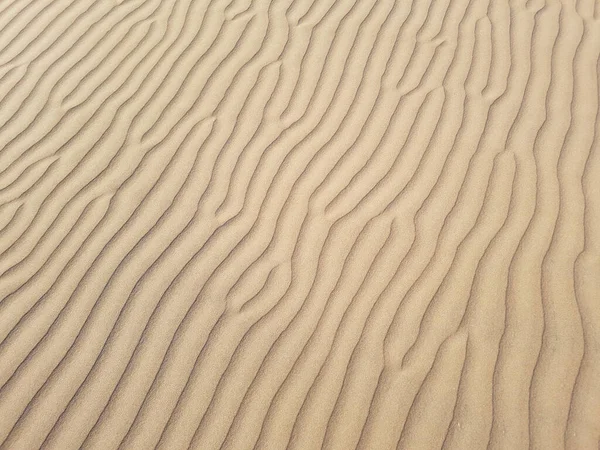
[0,0,599,448]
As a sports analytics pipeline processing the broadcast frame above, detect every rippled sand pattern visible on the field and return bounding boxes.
[0,0,599,448]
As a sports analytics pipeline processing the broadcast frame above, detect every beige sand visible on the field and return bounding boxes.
[0,0,599,448]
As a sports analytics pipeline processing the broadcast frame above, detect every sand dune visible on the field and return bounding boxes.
[0,0,599,448]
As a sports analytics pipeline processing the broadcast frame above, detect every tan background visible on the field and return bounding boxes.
[0,0,599,448]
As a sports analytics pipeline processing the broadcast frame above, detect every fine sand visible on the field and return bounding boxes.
[0,0,599,448]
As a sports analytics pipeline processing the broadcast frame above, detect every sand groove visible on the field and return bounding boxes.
[0,0,599,448]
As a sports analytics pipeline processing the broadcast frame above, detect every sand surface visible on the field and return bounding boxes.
[0,0,599,448]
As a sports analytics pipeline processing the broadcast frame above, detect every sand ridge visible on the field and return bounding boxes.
[0,0,599,448]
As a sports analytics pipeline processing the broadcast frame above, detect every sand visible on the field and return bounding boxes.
[0,0,599,448]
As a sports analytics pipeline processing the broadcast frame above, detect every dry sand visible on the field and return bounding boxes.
[0,0,599,448]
